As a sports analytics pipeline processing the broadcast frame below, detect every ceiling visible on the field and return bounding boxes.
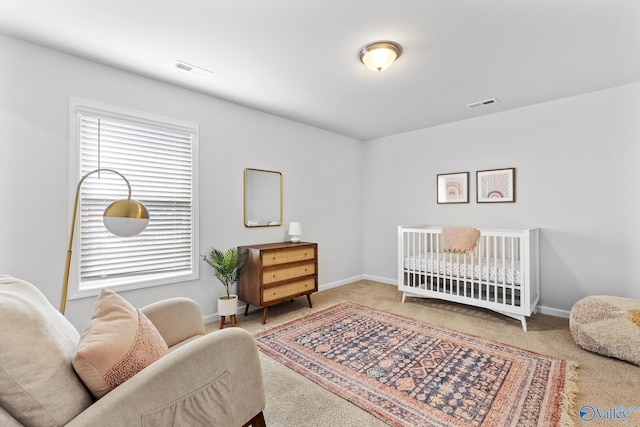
[1,0,639,140]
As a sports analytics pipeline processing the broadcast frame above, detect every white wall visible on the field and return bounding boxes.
[0,34,364,329]
[363,82,640,314]
[2,33,638,327]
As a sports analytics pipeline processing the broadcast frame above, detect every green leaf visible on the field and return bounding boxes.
[201,247,248,299]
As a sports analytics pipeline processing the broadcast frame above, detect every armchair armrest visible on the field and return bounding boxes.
[67,328,265,427]
[0,406,22,427]
[140,297,206,348]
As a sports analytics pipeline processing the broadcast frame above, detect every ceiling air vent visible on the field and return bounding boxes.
[176,62,194,72]
[467,97,499,109]
[175,60,212,78]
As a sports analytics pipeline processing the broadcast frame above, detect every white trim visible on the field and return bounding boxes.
[362,274,396,286]
[201,277,573,323]
[204,278,366,323]
[68,273,196,301]
[362,274,572,319]
[318,275,365,292]
[536,305,571,319]
[67,97,199,300]
[203,312,218,325]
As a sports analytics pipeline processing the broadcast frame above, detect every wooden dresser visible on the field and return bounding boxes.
[238,242,317,324]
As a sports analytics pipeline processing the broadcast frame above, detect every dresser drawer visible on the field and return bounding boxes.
[263,262,315,285]
[262,247,315,267]
[262,278,316,303]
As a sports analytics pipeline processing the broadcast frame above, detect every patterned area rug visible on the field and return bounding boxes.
[256,303,577,427]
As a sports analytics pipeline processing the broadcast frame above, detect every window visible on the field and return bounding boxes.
[69,98,198,297]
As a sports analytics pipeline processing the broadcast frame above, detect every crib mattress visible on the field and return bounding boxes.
[404,252,522,286]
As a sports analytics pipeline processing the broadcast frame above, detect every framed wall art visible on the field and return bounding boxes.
[437,172,469,204]
[476,168,515,203]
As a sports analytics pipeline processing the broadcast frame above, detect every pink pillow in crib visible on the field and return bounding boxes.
[442,226,480,253]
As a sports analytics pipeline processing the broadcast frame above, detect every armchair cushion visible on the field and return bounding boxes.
[140,297,206,349]
[0,275,93,427]
[72,288,168,398]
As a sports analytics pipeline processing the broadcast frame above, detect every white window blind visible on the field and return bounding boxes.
[72,100,198,294]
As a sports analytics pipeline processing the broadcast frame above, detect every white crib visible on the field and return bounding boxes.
[398,225,540,331]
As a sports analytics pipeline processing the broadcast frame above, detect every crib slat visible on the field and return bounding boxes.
[510,236,515,306]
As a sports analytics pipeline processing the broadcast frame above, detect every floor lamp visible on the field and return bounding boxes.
[60,168,149,314]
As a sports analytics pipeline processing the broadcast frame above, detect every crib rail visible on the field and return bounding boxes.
[398,225,540,331]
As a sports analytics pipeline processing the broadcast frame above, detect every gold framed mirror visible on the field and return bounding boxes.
[244,168,282,227]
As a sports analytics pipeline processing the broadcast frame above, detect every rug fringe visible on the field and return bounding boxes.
[560,360,579,427]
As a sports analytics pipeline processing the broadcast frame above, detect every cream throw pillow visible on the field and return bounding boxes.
[0,275,93,426]
[73,288,169,398]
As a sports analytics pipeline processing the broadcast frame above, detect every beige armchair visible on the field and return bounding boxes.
[0,275,266,427]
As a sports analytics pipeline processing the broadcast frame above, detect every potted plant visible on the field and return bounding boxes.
[201,247,248,318]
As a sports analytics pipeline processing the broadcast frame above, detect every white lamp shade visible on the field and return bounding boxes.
[103,199,150,237]
[288,222,302,242]
[288,222,302,235]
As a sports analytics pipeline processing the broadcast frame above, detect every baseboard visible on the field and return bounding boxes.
[203,313,217,324]
[360,275,573,319]
[318,275,365,292]
[203,278,572,323]
[204,276,364,323]
[536,305,571,319]
[362,275,397,286]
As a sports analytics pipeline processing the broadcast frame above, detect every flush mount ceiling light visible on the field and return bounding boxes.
[358,41,402,72]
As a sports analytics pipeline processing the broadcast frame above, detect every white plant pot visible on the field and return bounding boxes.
[218,295,238,316]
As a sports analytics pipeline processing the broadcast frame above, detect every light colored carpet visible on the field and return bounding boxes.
[209,280,640,427]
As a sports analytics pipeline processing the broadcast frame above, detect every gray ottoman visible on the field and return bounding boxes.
[570,295,640,365]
